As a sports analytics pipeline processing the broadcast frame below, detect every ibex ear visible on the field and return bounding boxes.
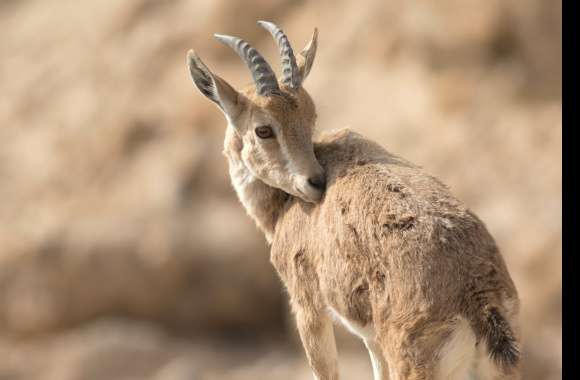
[297,28,318,84]
[187,50,243,120]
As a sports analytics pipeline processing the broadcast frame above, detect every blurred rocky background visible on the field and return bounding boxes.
[0,0,561,379]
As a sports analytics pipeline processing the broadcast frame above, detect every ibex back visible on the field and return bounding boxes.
[187,21,521,380]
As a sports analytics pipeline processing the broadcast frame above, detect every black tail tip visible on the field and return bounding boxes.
[485,308,521,368]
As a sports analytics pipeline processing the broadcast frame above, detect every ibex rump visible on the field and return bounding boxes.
[187,21,521,380]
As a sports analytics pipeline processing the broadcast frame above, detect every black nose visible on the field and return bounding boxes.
[308,174,326,191]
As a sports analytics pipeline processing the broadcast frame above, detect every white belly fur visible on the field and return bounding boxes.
[327,306,376,341]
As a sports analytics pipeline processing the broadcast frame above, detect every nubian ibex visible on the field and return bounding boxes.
[187,21,521,380]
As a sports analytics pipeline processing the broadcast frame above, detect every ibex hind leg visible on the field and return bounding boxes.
[434,317,478,380]
[377,316,477,380]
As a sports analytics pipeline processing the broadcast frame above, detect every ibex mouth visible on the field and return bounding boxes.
[295,180,325,204]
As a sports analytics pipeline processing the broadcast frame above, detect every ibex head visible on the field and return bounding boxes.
[187,21,325,203]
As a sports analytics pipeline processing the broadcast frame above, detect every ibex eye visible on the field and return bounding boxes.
[255,125,274,139]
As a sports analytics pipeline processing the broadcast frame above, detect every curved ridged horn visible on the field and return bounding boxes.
[257,21,301,89]
[214,34,280,96]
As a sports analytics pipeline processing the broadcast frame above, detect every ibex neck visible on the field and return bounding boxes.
[223,128,288,243]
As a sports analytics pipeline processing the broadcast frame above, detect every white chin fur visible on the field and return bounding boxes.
[294,183,322,203]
